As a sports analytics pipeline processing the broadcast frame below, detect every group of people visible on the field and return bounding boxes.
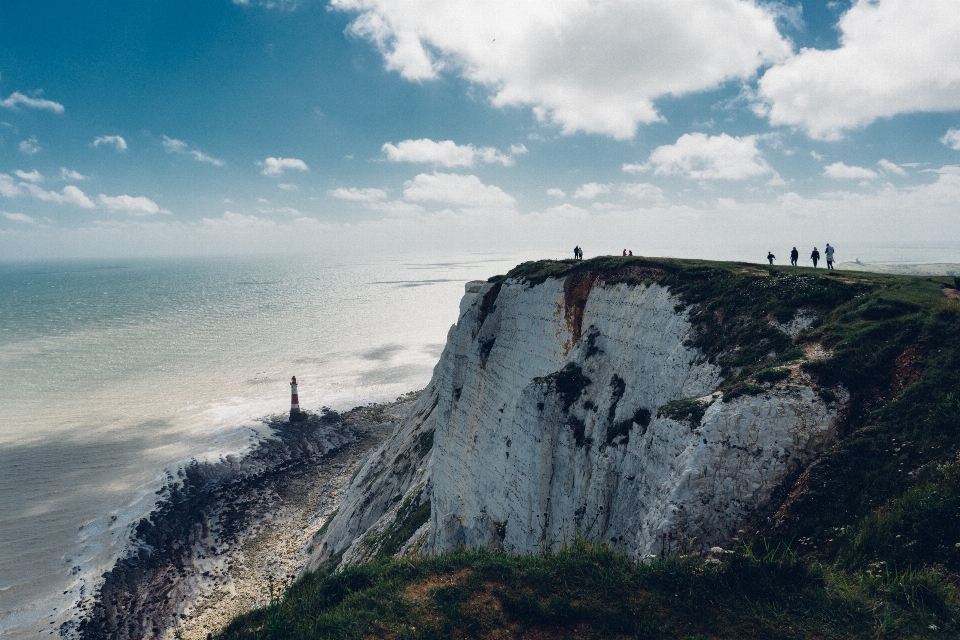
[767,243,836,269]
[573,245,583,260]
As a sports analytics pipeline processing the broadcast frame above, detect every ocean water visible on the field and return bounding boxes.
[0,252,530,638]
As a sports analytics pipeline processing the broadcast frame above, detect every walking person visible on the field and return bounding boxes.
[790,247,799,266]
[825,243,835,270]
[767,251,776,265]
[811,247,820,268]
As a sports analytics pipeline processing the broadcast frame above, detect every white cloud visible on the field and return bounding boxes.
[262,157,308,176]
[823,161,878,180]
[645,133,774,180]
[0,174,21,197]
[621,163,646,175]
[93,135,128,151]
[0,91,65,114]
[402,172,515,208]
[14,169,43,183]
[621,182,665,201]
[381,139,523,167]
[941,128,960,151]
[573,182,611,199]
[202,211,276,229]
[328,187,388,202]
[25,184,96,208]
[547,188,566,198]
[61,168,88,181]
[332,0,790,139]
[877,159,907,176]
[758,0,960,140]
[98,194,170,215]
[19,136,40,155]
[810,150,824,161]
[278,183,298,191]
[162,136,224,166]
[3,212,36,223]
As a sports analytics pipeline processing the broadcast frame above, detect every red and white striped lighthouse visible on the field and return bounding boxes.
[290,375,305,421]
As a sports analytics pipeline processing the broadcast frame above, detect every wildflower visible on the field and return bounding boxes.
[709,546,727,555]
[929,623,939,631]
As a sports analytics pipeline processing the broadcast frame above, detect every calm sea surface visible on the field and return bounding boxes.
[0,252,530,638]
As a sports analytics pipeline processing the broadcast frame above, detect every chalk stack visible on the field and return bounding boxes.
[290,375,306,422]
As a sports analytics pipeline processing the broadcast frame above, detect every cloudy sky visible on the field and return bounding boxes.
[2,0,960,262]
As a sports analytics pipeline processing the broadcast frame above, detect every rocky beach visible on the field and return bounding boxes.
[64,393,419,640]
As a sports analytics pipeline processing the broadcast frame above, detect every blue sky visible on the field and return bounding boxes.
[2,0,960,262]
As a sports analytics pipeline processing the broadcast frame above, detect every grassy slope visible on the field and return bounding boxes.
[219,257,960,638]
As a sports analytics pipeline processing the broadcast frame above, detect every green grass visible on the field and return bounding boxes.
[217,541,957,639]
[220,256,960,638]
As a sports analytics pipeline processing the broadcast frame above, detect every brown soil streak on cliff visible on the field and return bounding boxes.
[562,271,599,349]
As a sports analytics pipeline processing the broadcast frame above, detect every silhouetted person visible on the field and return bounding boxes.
[622,249,627,256]
[573,245,582,260]
[790,247,799,266]
[825,243,835,269]
[628,250,633,256]
[767,251,776,265]
[811,247,820,268]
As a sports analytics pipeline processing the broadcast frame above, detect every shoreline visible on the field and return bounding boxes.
[66,392,420,640]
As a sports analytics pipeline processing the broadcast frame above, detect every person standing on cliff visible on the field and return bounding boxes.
[811,247,820,267]
[790,247,799,266]
[767,251,776,265]
[825,243,835,269]
[573,245,581,260]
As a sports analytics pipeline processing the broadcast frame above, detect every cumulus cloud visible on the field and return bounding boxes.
[643,133,775,180]
[0,91,65,113]
[547,188,566,198]
[823,161,879,180]
[878,159,907,176]
[382,138,524,167]
[14,169,43,183]
[941,128,960,151]
[93,135,128,151]
[758,0,960,140]
[2,211,36,223]
[261,157,308,176]
[61,168,88,181]
[162,135,224,166]
[24,184,96,208]
[402,172,515,208]
[573,182,611,199]
[278,183,298,191]
[19,136,40,155]
[98,194,170,215]
[332,0,789,139]
[328,187,388,202]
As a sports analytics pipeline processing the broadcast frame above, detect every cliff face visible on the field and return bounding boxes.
[308,264,845,567]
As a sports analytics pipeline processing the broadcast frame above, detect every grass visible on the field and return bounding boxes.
[219,256,960,638]
[217,540,957,639]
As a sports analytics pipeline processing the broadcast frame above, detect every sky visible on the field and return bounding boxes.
[1,0,960,263]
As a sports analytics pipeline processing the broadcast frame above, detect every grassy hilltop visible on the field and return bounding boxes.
[218,256,960,639]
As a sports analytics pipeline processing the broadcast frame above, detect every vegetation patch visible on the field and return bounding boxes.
[535,363,592,412]
[369,494,431,561]
[657,398,709,427]
[605,407,651,445]
[755,367,791,385]
[217,540,958,640]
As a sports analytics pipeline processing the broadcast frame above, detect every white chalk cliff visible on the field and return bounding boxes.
[308,267,842,569]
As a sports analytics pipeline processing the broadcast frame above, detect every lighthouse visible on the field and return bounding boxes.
[290,375,305,422]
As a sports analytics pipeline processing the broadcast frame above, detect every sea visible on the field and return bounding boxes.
[3,243,959,638]
[0,252,532,638]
